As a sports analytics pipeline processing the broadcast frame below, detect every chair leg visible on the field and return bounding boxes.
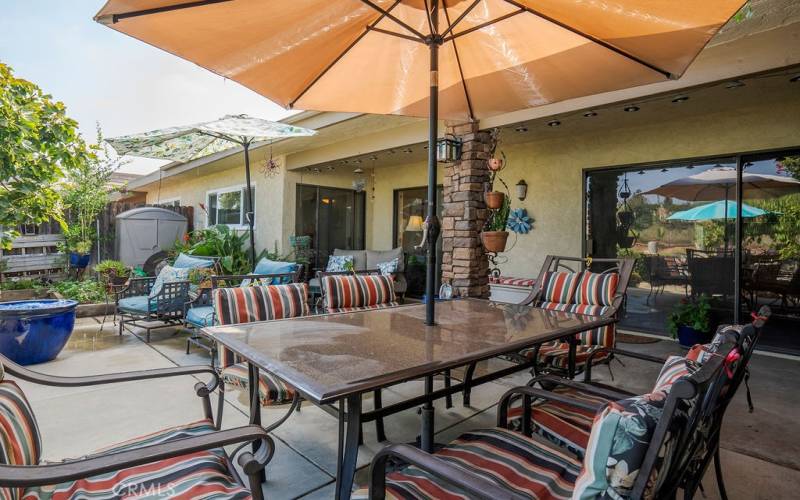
[186,338,191,355]
[462,362,477,407]
[444,369,453,409]
[714,447,729,500]
[374,389,386,442]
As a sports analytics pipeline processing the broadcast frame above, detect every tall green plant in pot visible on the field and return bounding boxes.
[481,195,511,253]
[668,294,712,347]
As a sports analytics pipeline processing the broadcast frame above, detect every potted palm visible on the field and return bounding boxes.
[668,294,712,347]
[481,195,511,253]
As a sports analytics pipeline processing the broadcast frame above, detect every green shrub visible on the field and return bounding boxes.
[94,260,130,278]
[0,278,46,291]
[50,279,106,304]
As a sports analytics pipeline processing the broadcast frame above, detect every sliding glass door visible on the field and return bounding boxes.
[295,184,365,270]
[584,148,800,353]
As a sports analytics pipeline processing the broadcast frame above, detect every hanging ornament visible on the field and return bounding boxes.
[507,208,533,234]
[260,141,280,177]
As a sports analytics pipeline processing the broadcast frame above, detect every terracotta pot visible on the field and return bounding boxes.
[484,191,505,209]
[488,157,504,171]
[481,231,509,253]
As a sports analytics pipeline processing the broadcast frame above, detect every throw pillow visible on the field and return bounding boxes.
[326,255,353,273]
[652,355,700,395]
[173,253,215,269]
[149,265,190,298]
[250,257,298,285]
[377,258,399,276]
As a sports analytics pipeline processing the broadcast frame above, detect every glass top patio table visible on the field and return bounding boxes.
[203,298,614,404]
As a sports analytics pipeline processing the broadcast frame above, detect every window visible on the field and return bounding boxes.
[160,198,181,208]
[393,186,443,254]
[207,186,255,228]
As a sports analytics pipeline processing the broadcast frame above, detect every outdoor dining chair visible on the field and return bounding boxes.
[508,307,769,500]
[0,354,271,499]
[366,337,737,499]
[508,255,635,379]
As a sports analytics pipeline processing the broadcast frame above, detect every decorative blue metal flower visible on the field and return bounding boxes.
[507,208,533,234]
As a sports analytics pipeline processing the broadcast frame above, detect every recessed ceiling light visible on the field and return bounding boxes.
[369,155,378,161]
[388,149,396,154]
[790,75,800,83]
[352,159,362,164]
[353,167,364,174]
[325,165,335,171]
[583,111,598,118]
[624,105,640,112]
[725,80,745,89]
[671,96,689,103]
[637,170,645,175]
[661,168,668,173]
[402,148,413,154]
[514,125,528,132]
[547,120,561,127]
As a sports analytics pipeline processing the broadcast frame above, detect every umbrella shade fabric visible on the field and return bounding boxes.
[667,200,772,221]
[645,166,800,201]
[95,0,746,122]
[106,114,315,163]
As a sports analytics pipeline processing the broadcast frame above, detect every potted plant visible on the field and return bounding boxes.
[95,259,131,286]
[484,129,507,209]
[481,195,511,253]
[668,294,712,347]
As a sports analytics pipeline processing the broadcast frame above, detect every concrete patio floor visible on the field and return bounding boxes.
[13,315,800,499]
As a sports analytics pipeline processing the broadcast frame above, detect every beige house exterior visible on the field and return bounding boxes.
[122,0,800,283]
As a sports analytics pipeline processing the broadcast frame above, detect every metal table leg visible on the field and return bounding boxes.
[420,375,435,453]
[336,394,362,500]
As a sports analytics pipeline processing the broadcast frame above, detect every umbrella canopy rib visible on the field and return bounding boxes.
[502,0,674,79]
[440,0,482,37]
[442,3,475,121]
[358,0,427,41]
[443,8,525,42]
[104,0,231,24]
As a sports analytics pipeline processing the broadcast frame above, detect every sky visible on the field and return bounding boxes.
[0,0,296,174]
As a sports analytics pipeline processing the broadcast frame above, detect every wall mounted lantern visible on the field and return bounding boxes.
[515,179,528,201]
[436,134,462,163]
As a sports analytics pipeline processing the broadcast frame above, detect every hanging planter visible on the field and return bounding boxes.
[481,231,509,253]
[488,157,504,171]
[484,191,505,209]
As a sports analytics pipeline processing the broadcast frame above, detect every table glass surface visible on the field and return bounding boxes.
[204,298,612,403]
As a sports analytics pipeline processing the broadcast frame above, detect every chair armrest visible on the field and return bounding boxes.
[584,347,667,382]
[532,375,630,401]
[496,386,603,429]
[1,357,219,391]
[369,444,527,500]
[0,425,271,488]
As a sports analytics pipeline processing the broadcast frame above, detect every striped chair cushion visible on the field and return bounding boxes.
[508,386,615,459]
[539,271,581,304]
[221,363,295,406]
[23,419,249,499]
[575,271,619,307]
[521,341,613,371]
[380,428,581,499]
[322,274,396,311]
[328,301,400,314]
[213,283,309,326]
[0,381,42,500]
[538,302,615,348]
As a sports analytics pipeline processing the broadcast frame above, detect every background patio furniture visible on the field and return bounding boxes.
[643,254,689,304]
[488,275,536,304]
[184,271,301,360]
[0,354,272,500]
[310,247,407,300]
[686,248,735,299]
[318,272,399,314]
[744,258,800,312]
[515,255,634,379]
[368,337,736,500]
[205,299,614,499]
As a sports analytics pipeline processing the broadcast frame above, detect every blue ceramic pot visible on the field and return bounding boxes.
[0,300,78,365]
[676,325,711,348]
[69,252,91,269]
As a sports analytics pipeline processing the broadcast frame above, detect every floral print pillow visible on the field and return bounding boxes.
[326,255,354,273]
[149,265,190,298]
[377,258,399,276]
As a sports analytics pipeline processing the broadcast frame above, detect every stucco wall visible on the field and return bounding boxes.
[493,84,800,277]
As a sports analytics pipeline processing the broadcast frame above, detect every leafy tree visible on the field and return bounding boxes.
[0,63,89,248]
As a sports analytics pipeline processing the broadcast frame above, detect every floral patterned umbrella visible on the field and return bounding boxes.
[106,114,316,263]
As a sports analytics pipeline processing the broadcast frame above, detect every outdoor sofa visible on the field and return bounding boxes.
[309,247,407,300]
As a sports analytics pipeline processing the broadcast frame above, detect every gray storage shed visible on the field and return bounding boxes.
[115,207,188,268]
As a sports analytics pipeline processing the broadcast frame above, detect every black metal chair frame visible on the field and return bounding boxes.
[116,278,191,343]
[184,271,302,363]
[368,339,737,500]
[0,354,272,500]
[644,254,689,304]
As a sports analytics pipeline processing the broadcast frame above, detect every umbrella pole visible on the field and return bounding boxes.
[424,6,441,327]
[243,140,257,265]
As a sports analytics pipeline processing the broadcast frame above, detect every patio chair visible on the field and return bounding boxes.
[184,271,301,361]
[367,337,736,500]
[507,307,770,500]
[0,354,271,500]
[511,255,635,379]
[643,254,689,304]
[213,282,310,408]
[686,249,735,300]
[318,271,399,314]
[115,254,218,343]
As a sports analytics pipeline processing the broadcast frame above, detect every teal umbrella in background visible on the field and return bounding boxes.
[667,200,774,221]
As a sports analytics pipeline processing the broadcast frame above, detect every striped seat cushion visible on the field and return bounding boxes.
[539,271,581,304]
[574,271,619,307]
[328,301,400,314]
[538,301,615,348]
[379,428,581,499]
[322,274,396,311]
[221,363,295,406]
[213,283,309,325]
[22,419,249,499]
[520,341,613,371]
[508,386,615,458]
[0,380,42,500]
[489,276,536,287]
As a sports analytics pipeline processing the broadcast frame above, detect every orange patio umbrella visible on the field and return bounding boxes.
[95,0,746,326]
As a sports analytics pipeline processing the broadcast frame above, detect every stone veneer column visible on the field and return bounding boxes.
[440,121,493,298]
